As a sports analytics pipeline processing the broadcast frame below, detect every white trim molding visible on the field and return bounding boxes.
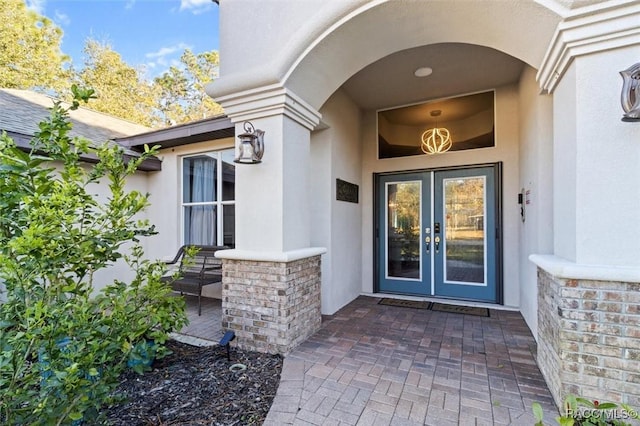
[206,83,322,131]
[530,254,640,282]
[215,247,327,262]
[537,0,640,93]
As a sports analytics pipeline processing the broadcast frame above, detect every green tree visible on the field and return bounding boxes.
[74,39,158,126]
[154,65,190,126]
[154,49,223,126]
[0,86,187,424]
[0,0,70,92]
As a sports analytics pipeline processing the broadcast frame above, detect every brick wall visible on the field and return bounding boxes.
[537,268,640,407]
[221,255,322,354]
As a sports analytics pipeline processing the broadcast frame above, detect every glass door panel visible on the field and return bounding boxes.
[386,181,421,280]
[434,167,497,302]
[443,176,486,284]
[378,172,431,295]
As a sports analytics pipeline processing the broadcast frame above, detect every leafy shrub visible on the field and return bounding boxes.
[0,86,188,424]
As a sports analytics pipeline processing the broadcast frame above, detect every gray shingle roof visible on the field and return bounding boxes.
[0,88,160,171]
[0,87,149,142]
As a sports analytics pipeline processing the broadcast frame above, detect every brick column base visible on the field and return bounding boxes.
[221,255,321,354]
[537,268,640,407]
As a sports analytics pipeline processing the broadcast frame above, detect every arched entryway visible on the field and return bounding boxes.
[208,0,561,348]
[209,0,640,409]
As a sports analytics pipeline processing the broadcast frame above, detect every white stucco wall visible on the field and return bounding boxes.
[550,48,640,267]
[210,0,640,327]
[310,120,333,312]
[312,90,363,315]
[572,47,640,267]
[361,86,522,308]
[518,66,554,337]
[553,65,578,262]
[212,1,561,111]
[76,165,150,293]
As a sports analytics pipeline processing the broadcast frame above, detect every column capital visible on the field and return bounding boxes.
[537,1,640,93]
[211,83,322,131]
[530,254,640,282]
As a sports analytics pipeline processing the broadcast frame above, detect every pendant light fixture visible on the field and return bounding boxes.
[421,110,452,155]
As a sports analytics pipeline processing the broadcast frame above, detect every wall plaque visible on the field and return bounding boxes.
[336,179,358,203]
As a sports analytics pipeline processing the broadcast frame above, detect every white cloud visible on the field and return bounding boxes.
[125,0,136,10]
[156,57,168,67]
[144,43,191,76]
[179,0,212,14]
[145,43,191,60]
[25,0,46,14]
[54,10,70,26]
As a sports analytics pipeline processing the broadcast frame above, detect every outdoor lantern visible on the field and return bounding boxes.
[620,62,640,122]
[234,121,265,164]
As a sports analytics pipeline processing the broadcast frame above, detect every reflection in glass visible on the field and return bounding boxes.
[387,182,420,279]
[378,90,495,159]
[223,204,235,248]
[444,177,485,283]
[221,149,236,201]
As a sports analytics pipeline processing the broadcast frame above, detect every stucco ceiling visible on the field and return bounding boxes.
[341,43,525,112]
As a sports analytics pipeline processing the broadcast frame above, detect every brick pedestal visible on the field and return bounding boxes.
[537,268,640,407]
[221,255,322,354]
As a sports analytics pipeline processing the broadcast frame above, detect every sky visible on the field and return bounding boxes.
[24,0,220,78]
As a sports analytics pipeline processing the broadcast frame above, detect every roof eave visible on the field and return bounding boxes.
[115,115,234,151]
[3,130,162,172]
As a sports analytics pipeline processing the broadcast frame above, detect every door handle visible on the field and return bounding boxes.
[425,236,431,253]
[434,236,441,253]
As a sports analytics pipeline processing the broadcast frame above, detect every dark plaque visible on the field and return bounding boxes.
[336,179,359,203]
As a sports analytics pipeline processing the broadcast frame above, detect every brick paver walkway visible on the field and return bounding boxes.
[175,295,224,343]
[264,296,559,425]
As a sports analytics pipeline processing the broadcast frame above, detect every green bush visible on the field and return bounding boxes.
[0,86,188,424]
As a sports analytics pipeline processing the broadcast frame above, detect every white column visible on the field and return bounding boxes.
[216,85,325,255]
[534,1,640,274]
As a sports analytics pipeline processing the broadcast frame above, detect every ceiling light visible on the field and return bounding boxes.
[421,110,452,155]
[414,67,433,77]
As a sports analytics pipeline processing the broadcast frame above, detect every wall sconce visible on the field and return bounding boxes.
[620,62,640,122]
[234,121,265,164]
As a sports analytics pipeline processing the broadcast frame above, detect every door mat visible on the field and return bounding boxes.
[430,302,490,317]
[378,298,432,310]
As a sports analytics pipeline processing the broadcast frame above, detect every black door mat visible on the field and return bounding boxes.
[378,298,432,309]
[431,302,490,317]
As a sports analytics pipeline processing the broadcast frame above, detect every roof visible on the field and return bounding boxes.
[115,114,234,151]
[0,88,161,171]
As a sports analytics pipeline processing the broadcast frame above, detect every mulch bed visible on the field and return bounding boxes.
[105,340,283,425]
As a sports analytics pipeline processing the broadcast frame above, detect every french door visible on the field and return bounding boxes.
[376,165,501,303]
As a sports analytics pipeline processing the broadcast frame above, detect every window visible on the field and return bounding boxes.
[182,149,235,247]
[377,91,495,159]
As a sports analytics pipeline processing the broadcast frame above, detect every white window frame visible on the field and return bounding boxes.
[180,149,235,247]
